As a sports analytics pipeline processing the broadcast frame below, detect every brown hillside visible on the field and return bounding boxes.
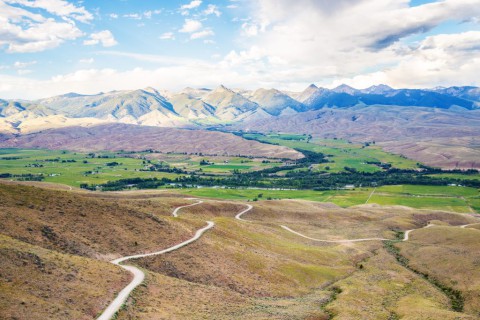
[0,234,129,320]
[2,183,479,319]
[0,123,303,159]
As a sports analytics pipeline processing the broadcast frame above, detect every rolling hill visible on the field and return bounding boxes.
[2,182,479,319]
[0,123,303,159]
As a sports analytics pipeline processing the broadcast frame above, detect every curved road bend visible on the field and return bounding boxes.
[235,204,253,221]
[97,198,212,320]
[281,225,390,243]
[282,221,478,243]
[172,200,204,217]
[402,223,434,241]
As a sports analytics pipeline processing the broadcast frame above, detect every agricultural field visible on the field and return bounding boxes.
[242,133,420,173]
[0,148,282,187]
[179,184,480,213]
[428,173,480,181]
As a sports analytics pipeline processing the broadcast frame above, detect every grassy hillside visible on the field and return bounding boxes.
[0,234,129,320]
[396,226,480,315]
[1,182,479,319]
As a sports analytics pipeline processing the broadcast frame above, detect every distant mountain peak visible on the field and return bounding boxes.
[371,84,393,90]
[332,84,358,94]
[143,87,159,94]
[60,92,84,98]
[362,84,394,94]
[217,84,231,91]
[292,83,323,103]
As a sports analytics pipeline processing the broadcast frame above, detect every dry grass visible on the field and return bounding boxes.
[325,248,476,320]
[396,226,480,316]
[0,123,302,159]
[0,183,217,260]
[0,234,129,320]
[117,272,331,320]
[2,182,479,319]
[246,200,477,240]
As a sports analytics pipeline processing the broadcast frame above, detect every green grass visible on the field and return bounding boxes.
[466,198,480,213]
[369,194,472,213]
[0,149,283,187]
[2,147,478,213]
[0,149,185,187]
[428,173,480,181]
[376,185,479,197]
[200,164,253,173]
[177,185,479,213]
[243,134,419,173]
[177,187,334,201]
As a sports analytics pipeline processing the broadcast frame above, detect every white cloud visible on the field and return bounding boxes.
[143,11,152,19]
[123,13,141,20]
[14,60,37,68]
[3,28,480,101]
[223,0,480,88]
[0,0,89,53]
[79,58,94,64]
[160,32,175,40]
[241,22,258,37]
[109,13,118,19]
[2,0,480,99]
[203,4,221,17]
[191,29,214,39]
[83,30,117,47]
[17,69,33,75]
[4,0,93,23]
[180,0,202,10]
[179,19,202,33]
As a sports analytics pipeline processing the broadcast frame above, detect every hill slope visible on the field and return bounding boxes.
[0,123,303,159]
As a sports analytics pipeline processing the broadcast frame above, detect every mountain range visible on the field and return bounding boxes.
[1,84,480,134]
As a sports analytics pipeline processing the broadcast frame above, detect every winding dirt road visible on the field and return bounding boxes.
[402,223,434,241]
[281,222,477,244]
[235,204,253,221]
[172,199,204,217]
[97,200,212,320]
[280,225,390,243]
[98,199,478,319]
[235,204,478,243]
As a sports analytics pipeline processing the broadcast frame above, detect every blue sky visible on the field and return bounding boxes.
[1,0,480,99]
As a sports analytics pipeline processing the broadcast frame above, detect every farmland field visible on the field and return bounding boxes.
[0,148,281,187]
[179,184,479,213]
[242,133,420,173]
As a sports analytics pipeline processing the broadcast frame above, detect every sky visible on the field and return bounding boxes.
[1,0,480,99]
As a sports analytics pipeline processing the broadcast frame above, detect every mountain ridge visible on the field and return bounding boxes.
[1,84,479,134]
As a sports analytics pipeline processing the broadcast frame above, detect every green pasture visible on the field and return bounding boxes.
[0,148,282,187]
[177,185,479,213]
[242,134,419,173]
